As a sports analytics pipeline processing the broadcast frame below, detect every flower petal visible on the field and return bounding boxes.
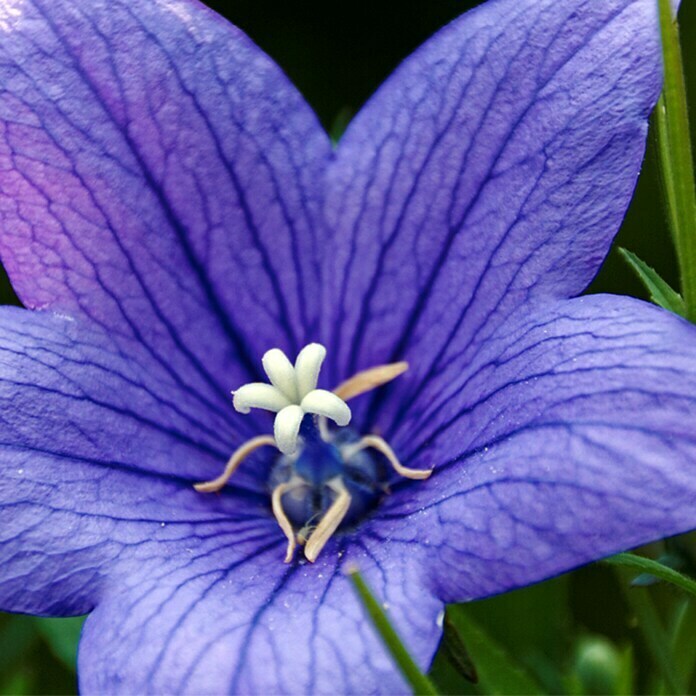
[0,309,439,693]
[323,0,663,392]
[370,296,696,602]
[76,535,441,695]
[0,307,272,616]
[0,0,329,401]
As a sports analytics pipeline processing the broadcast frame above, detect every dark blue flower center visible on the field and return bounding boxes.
[268,416,385,532]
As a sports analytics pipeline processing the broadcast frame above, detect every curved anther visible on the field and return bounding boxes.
[194,435,277,493]
[333,361,408,402]
[344,435,433,480]
[272,477,304,563]
[304,478,351,563]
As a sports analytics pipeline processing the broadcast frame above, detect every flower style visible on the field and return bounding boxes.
[231,343,352,455]
[1,0,696,693]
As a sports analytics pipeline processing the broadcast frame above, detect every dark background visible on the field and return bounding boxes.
[206,0,695,301]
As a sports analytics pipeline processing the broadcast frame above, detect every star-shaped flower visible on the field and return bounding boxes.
[232,344,351,455]
[0,0,695,693]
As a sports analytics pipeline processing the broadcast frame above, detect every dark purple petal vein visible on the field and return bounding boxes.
[365,296,696,602]
[0,0,690,693]
[0,307,276,615]
[0,309,442,694]
[323,0,662,413]
[0,0,330,408]
[77,535,442,695]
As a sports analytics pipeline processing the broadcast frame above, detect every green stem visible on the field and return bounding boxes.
[614,567,685,695]
[603,552,696,598]
[348,568,438,695]
[671,599,696,690]
[656,95,680,250]
[656,0,696,321]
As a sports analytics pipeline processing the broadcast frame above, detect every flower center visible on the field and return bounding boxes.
[194,343,432,563]
[269,419,385,558]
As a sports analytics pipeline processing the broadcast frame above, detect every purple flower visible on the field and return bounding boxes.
[1,0,695,692]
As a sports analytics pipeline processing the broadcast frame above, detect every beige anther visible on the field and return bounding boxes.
[333,361,408,402]
[194,435,277,493]
[272,477,305,563]
[344,434,432,480]
[304,478,351,563]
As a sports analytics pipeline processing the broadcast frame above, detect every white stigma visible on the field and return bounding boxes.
[232,343,351,455]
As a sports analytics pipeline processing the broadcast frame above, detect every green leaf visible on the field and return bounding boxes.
[34,616,85,671]
[619,248,686,317]
[0,668,34,696]
[671,599,696,691]
[603,552,696,599]
[655,0,696,322]
[441,613,479,684]
[446,605,546,695]
[611,563,686,695]
[463,577,570,693]
[348,568,439,695]
[0,615,39,674]
[465,576,569,663]
[329,106,353,146]
[615,644,635,696]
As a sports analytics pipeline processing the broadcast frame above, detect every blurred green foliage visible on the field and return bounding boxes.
[1,1,696,694]
[0,616,78,694]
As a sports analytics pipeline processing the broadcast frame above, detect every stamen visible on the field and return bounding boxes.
[344,435,433,480]
[297,524,315,547]
[304,477,352,563]
[272,477,303,563]
[195,345,426,565]
[194,435,277,493]
[297,510,323,546]
[333,361,409,402]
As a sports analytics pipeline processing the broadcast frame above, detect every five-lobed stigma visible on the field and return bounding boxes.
[194,344,432,563]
